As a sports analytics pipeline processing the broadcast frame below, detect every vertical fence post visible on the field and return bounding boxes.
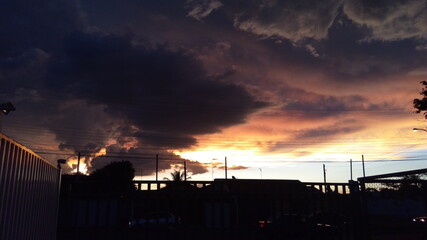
[155,154,158,182]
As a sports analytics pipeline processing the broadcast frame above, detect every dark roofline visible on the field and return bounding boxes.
[213,178,301,183]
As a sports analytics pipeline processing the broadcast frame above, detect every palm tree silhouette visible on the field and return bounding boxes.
[163,169,190,181]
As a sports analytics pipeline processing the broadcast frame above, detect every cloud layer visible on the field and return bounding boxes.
[234,0,343,42]
[344,0,427,41]
[1,0,426,178]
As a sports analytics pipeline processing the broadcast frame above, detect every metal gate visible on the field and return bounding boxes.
[358,169,427,240]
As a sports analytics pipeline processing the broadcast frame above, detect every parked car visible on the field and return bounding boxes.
[412,216,427,224]
[307,212,347,240]
[263,214,308,239]
[253,218,272,228]
[129,211,182,229]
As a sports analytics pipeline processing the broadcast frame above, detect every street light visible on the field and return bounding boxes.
[0,102,15,115]
[413,128,427,132]
[57,159,67,169]
[0,102,15,132]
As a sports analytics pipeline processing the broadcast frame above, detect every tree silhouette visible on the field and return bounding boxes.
[163,169,189,181]
[89,161,136,195]
[91,161,135,181]
[413,81,427,118]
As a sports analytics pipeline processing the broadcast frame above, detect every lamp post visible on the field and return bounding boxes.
[54,159,66,240]
[0,102,16,132]
[225,156,228,180]
[412,128,427,169]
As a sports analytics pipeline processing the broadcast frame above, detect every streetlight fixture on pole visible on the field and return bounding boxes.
[413,128,427,132]
[184,160,187,181]
[0,102,15,132]
[55,159,67,239]
[225,156,228,180]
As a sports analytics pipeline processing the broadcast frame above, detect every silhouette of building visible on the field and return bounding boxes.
[57,177,355,240]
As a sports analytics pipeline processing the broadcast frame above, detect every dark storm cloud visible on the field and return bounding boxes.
[324,0,427,80]
[2,0,426,176]
[0,0,85,58]
[0,30,265,173]
[0,48,50,94]
[52,101,117,153]
[1,92,116,155]
[203,0,426,82]
[316,14,427,80]
[0,0,110,156]
[48,31,267,149]
[75,0,426,87]
[0,0,266,174]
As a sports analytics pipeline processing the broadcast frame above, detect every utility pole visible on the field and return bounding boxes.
[77,152,81,174]
[323,164,327,184]
[362,155,366,178]
[225,156,228,179]
[156,154,159,182]
[323,164,329,193]
[184,160,187,181]
[350,159,353,181]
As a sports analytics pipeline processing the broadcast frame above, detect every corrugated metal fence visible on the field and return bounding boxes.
[0,133,60,240]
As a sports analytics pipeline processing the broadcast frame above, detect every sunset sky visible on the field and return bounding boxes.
[1,0,427,182]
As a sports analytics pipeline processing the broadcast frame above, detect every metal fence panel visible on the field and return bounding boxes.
[0,133,60,240]
[359,171,427,240]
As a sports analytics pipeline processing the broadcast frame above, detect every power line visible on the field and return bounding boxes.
[5,125,427,146]
[33,150,427,163]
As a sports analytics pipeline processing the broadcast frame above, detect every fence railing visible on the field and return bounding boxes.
[133,180,213,191]
[358,175,427,240]
[304,182,353,194]
[0,133,60,240]
[132,180,353,194]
